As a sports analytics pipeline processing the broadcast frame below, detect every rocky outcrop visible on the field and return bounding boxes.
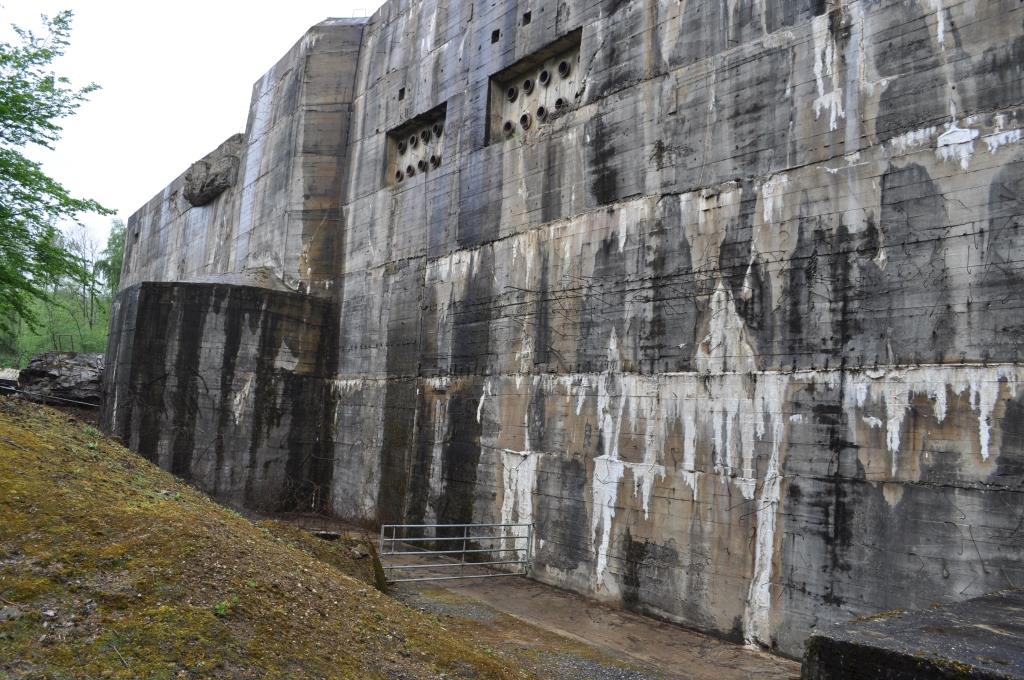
[182,133,242,207]
[20,353,103,405]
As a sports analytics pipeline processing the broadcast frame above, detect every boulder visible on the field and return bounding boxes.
[183,134,243,207]
[18,352,104,406]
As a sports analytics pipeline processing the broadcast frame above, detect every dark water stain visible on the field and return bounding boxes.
[533,248,551,368]
[873,6,946,142]
[131,285,175,463]
[527,380,547,450]
[170,288,211,479]
[620,527,681,613]
[405,389,444,527]
[576,234,627,372]
[960,33,1024,114]
[668,0,728,69]
[244,296,287,506]
[588,117,619,206]
[645,197,697,372]
[720,182,771,351]
[541,140,563,224]
[457,151,502,248]
[377,262,426,522]
[763,0,826,33]
[876,163,951,364]
[377,380,419,523]
[280,296,337,513]
[213,287,246,495]
[977,154,1024,361]
[534,455,589,571]
[437,380,485,532]
[433,249,496,532]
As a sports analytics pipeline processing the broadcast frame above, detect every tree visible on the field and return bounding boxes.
[95,218,126,294]
[0,10,110,338]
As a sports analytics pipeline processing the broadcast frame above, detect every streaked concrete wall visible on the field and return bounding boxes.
[105,0,1024,656]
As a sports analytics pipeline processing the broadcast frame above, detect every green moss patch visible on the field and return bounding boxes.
[0,397,530,679]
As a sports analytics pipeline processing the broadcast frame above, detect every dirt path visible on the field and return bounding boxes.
[388,556,800,680]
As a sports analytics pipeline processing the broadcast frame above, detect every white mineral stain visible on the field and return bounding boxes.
[575,376,590,416]
[925,0,946,45]
[500,448,538,555]
[843,365,1021,464]
[231,375,255,425]
[591,454,626,584]
[744,374,790,646]
[477,379,491,424]
[590,329,667,584]
[811,14,845,131]
[695,280,758,375]
[424,397,450,525]
[984,129,1022,154]
[888,126,937,156]
[936,124,979,169]
[273,341,301,371]
[675,381,700,497]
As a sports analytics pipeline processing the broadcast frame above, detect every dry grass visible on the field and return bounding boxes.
[0,397,532,679]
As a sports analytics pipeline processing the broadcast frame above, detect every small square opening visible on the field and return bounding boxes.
[491,29,500,43]
[398,87,405,101]
[522,11,531,25]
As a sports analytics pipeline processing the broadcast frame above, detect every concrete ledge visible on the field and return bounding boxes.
[802,590,1024,679]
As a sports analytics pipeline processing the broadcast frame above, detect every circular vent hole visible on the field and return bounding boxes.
[420,129,432,143]
[520,113,532,130]
[432,123,443,137]
[395,170,404,182]
[506,86,518,102]
[558,60,571,78]
[430,154,441,168]
[417,159,429,172]
[502,120,515,136]
[539,69,550,86]
[398,141,407,154]
[406,164,416,177]
[554,97,566,111]
[536,105,547,120]
[523,78,534,94]
[408,135,419,148]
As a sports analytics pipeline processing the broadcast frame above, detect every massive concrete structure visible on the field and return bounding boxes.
[102,0,1024,656]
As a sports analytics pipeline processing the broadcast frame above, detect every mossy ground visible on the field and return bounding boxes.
[0,397,530,679]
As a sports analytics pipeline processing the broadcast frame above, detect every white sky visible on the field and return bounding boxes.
[3,0,382,247]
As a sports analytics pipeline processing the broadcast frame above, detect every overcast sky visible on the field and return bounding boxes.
[4,0,382,247]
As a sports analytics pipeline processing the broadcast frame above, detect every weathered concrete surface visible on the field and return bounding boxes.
[105,0,1024,658]
[119,19,364,295]
[103,282,336,512]
[801,590,1024,679]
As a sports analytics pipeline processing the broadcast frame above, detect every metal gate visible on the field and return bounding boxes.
[378,522,533,583]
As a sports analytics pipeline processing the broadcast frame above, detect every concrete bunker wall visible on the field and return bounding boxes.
[103,282,337,512]
[103,0,1024,656]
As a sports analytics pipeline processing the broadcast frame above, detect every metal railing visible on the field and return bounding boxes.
[379,522,533,583]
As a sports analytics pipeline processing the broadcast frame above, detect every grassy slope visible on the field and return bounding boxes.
[0,398,529,679]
